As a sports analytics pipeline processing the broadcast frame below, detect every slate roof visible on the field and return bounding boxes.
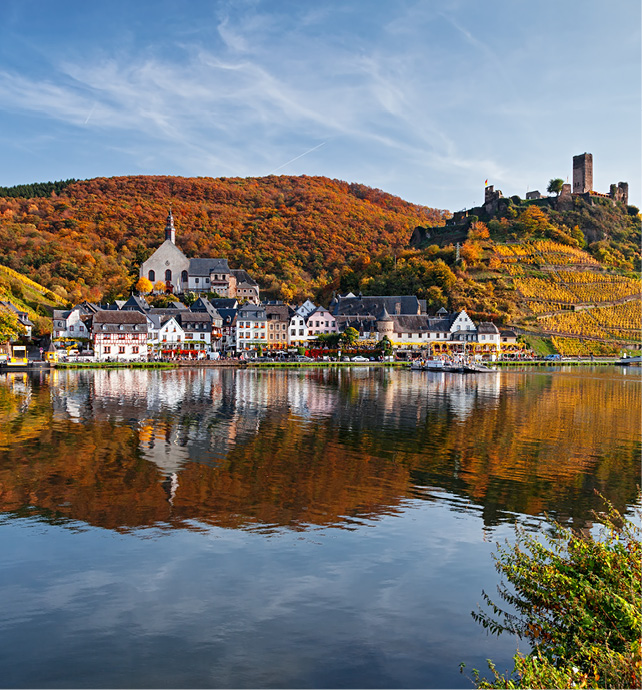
[210,298,238,309]
[237,304,266,320]
[231,269,258,286]
[331,295,422,317]
[178,312,212,328]
[216,308,238,326]
[0,301,34,326]
[93,310,147,325]
[189,258,230,276]
[265,304,291,321]
[92,310,147,333]
[121,294,149,312]
[477,322,500,334]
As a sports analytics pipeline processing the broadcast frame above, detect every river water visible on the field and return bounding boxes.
[0,366,639,688]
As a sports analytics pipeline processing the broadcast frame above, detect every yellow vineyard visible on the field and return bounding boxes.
[493,239,641,350]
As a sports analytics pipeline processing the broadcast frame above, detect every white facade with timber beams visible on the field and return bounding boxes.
[91,311,149,362]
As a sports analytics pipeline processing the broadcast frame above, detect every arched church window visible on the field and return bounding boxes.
[165,269,172,282]
[181,270,188,283]
[148,270,155,282]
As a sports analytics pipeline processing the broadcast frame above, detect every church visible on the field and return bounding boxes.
[140,211,260,303]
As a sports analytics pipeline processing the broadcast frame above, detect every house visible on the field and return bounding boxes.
[289,311,309,346]
[235,304,267,352]
[178,312,213,354]
[233,269,260,304]
[305,306,338,340]
[190,297,224,350]
[265,302,292,349]
[92,311,148,362]
[0,301,34,338]
[500,330,518,346]
[476,322,501,351]
[155,316,184,356]
[217,307,238,353]
[52,304,94,343]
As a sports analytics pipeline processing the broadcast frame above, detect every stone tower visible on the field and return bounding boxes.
[165,209,176,243]
[376,306,394,340]
[573,153,593,194]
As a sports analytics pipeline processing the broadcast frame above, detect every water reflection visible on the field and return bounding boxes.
[0,367,639,533]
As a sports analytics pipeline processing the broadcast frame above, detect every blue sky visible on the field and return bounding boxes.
[0,0,639,210]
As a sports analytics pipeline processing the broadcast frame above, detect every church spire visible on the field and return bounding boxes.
[165,208,176,243]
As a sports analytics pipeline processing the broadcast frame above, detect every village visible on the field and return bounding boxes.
[17,209,521,364]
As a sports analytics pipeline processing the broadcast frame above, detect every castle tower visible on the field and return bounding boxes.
[376,306,394,339]
[165,209,176,243]
[573,153,593,194]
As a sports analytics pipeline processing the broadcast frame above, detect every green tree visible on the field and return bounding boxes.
[470,499,641,689]
[341,327,359,346]
[379,335,393,356]
[547,178,564,196]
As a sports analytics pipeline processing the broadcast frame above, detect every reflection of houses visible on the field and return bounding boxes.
[139,211,259,300]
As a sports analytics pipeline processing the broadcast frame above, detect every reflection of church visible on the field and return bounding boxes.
[139,211,259,302]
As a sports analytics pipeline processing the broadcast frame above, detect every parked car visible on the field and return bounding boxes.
[351,356,369,362]
[544,354,561,360]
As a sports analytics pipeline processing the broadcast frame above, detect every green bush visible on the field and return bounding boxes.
[469,498,641,688]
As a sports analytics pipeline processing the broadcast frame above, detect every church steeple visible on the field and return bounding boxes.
[165,209,176,243]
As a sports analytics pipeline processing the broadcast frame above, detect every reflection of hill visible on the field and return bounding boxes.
[0,368,639,532]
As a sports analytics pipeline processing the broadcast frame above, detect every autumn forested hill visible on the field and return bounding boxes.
[0,175,446,304]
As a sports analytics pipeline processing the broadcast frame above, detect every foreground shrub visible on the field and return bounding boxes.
[468,498,641,688]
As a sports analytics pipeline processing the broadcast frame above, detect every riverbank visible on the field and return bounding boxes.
[48,358,634,371]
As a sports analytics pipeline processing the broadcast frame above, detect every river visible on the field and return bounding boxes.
[0,365,639,688]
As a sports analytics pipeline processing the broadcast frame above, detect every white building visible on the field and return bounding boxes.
[235,304,267,352]
[92,311,148,362]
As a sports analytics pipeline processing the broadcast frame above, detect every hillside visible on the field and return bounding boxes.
[0,175,639,355]
[0,175,446,304]
[337,198,640,356]
[0,264,67,337]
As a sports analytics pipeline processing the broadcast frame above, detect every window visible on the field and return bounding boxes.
[132,346,139,354]
[165,269,172,282]
[70,325,74,331]
[195,277,200,284]
[104,346,111,354]
[200,334,205,340]
[181,270,188,283]
[299,329,304,335]
[148,270,155,282]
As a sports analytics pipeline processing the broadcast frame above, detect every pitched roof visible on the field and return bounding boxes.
[93,310,148,324]
[121,294,149,312]
[210,298,238,309]
[331,295,422,317]
[477,322,500,334]
[188,258,230,276]
[231,268,258,286]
